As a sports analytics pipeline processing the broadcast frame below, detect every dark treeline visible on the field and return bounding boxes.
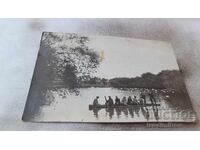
[78,70,186,92]
[78,76,109,87]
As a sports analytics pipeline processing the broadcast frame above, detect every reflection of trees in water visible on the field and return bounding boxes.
[161,92,195,120]
[51,88,80,98]
[23,85,82,121]
[41,89,55,105]
[164,92,193,110]
[41,88,80,105]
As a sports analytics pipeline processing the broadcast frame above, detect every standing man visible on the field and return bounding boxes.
[149,92,156,104]
[141,93,146,104]
[108,96,114,107]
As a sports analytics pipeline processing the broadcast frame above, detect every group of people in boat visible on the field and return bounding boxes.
[93,92,157,107]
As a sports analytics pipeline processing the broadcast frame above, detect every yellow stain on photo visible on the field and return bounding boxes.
[100,50,105,61]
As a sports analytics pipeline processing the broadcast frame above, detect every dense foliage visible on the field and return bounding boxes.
[80,70,186,92]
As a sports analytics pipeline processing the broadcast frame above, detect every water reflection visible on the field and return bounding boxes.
[90,105,160,121]
[128,107,134,118]
[141,107,150,120]
[92,108,101,119]
[106,107,115,119]
[115,107,122,118]
[32,87,195,122]
[134,106,140,117]
[152,106,159,120]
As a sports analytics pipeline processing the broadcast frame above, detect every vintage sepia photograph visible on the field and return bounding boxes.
[22,32,196,122]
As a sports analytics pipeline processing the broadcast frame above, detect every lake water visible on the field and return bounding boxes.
[34,87,196,122]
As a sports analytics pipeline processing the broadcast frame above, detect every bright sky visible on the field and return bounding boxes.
[87,36,179,79]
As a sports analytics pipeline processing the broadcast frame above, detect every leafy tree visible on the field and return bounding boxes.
[40,32,101,88]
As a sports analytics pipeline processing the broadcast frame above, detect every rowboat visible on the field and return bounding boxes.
[89,103,160,110]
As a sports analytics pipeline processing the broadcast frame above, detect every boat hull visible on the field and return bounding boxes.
[89,103,160,110]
